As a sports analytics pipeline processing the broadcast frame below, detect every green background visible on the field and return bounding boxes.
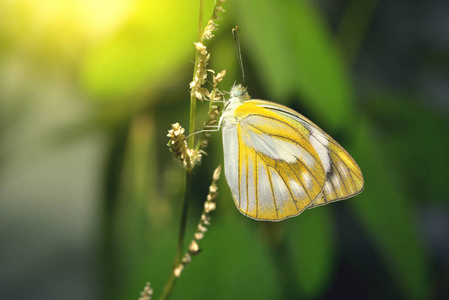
[1,0,448,299]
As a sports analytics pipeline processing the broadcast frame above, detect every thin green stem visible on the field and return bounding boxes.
[198,0,204,40]
[174,170,193,266]
[158,1,204,299]
[157,170,193,300]
[188,0,204,149]
[188,78,197,149]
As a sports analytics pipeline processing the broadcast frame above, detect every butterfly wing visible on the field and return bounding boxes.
[222,101,327,221]
[254,100,365,208]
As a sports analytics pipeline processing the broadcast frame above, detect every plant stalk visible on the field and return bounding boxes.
[157,170,193,300]
[188,0,204,149]
[158,1,204,299]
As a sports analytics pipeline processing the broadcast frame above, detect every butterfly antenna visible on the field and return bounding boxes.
[232,26,245,83]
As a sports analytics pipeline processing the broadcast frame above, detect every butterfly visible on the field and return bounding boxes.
[220,84,364,221]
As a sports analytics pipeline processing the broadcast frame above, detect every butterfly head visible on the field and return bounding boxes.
[220,84,251,126]
[230,84,251,101]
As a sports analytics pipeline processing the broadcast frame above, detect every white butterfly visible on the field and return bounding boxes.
[220,84,364,221]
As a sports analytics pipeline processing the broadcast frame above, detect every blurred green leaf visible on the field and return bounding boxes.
[105,113,183,300]
[289,207,335,298]
[236,0,353,128]
[174,216,282,300]
[366,96,449,202]
[80,1,199,100]
[351,118,430,300]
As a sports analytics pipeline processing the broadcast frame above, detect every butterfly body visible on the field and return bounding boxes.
[221,85,364,221]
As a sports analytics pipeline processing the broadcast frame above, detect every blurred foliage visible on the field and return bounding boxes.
[237,0,353,129]
[1,1,448,300]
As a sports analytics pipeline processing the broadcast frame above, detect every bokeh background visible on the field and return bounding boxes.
[1,0,448,299]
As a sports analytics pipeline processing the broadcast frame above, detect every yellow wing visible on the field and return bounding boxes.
[222,101,327,221]
[253,100,364,208]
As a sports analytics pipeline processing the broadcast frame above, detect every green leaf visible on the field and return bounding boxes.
[174,216,282,300]
[365,96,449,202]
[236,0,353,128]
[80,1,199,100]
[351,118,431,300]
[288,207,335,298]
